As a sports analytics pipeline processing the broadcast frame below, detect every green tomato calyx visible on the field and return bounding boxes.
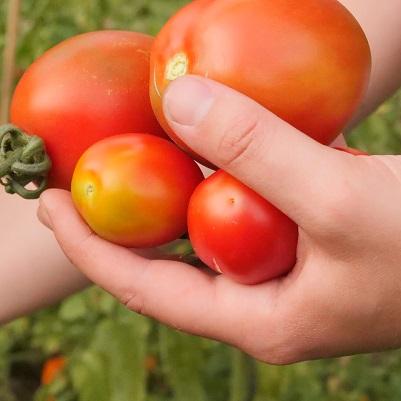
[0,124,51,199]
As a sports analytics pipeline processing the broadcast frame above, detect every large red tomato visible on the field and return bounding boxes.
[8,30,166,196]
[150,0,371,164]
[188,170,298,285]
[72,134,204,248]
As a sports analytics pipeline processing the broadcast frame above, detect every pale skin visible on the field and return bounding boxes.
[2,0,401,363]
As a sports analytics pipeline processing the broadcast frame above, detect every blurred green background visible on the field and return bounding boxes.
[0,1,401,400]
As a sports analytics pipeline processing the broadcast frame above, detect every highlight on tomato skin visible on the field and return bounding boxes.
[150,0,372,166]
[188,170,299,285]
[71,134,204,249]
[9,30,167,192]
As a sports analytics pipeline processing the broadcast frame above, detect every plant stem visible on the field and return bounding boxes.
[0,0,21,124]
[229,349,257,401]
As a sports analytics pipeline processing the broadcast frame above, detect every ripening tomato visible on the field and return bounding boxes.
[150,0,371,164]
[72,134,204,248]
[41,356,66,386]
[188,170,298,284]
[9,31,166,192]
[41,356,66,401]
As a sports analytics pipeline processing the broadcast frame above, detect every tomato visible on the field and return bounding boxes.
[6,30,166,197]
[334,146,369,156]
[72,134,204,248]
[188,170,298,285]
[150,0,371,164]
[41,356,66,386]
[41,356,66,401]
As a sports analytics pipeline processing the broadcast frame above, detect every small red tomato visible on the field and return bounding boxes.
[150,0,371,165]
[72,134,204,248]
[188,170,298,284]
[9,31,166,192]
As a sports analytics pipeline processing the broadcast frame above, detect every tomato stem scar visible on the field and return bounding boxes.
[85,184,94,196]
[0,124,51,199]
[165,52,189,81]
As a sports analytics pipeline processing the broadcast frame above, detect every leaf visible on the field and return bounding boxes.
[70,313,151,401]
[348,92,401,155]
[158,325,206,401]
[71,350,110,401]
[59,294,88,322]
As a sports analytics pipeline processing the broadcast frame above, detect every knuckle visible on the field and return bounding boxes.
[122,291,147,316]
[118,259,152,316]
[216,116,263,169]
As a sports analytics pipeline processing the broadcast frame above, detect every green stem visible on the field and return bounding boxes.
[0,124,51,199]
[229,349,257,401]
[0,0,20,125]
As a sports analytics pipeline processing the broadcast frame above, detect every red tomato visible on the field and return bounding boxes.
[150,0,371,165]
[9,31,166,192]
[72,134,204,248]
[188,170,298,284]
[41,356,66,386]
[334,146,369,156]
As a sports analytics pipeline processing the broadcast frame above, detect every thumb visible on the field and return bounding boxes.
[163,75,351,226]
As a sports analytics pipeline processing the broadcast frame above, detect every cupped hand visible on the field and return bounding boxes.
[37,76,401,364]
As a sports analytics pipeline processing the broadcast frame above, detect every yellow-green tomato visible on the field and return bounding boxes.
[71,134,204,248]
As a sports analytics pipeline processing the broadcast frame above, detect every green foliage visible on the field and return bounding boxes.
[229,350,256,401]
[348,91,401,154]
[159,326,207,401]
[1,0,401,400]
[69,311,150,401]
[1,0,190,81]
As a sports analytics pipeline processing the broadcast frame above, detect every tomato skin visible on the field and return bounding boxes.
[150,0,371,163]
[11,31,166,190]
[72,134,204,248]
[188,170,298,285]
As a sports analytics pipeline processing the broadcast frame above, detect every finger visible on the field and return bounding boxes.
[38,189,278,347]
[163,76,353,225]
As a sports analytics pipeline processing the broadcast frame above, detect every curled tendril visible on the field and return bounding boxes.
[0,124,51,199]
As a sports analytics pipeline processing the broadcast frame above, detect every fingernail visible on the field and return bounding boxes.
[163,76,214,126]
[37,196,53,230]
